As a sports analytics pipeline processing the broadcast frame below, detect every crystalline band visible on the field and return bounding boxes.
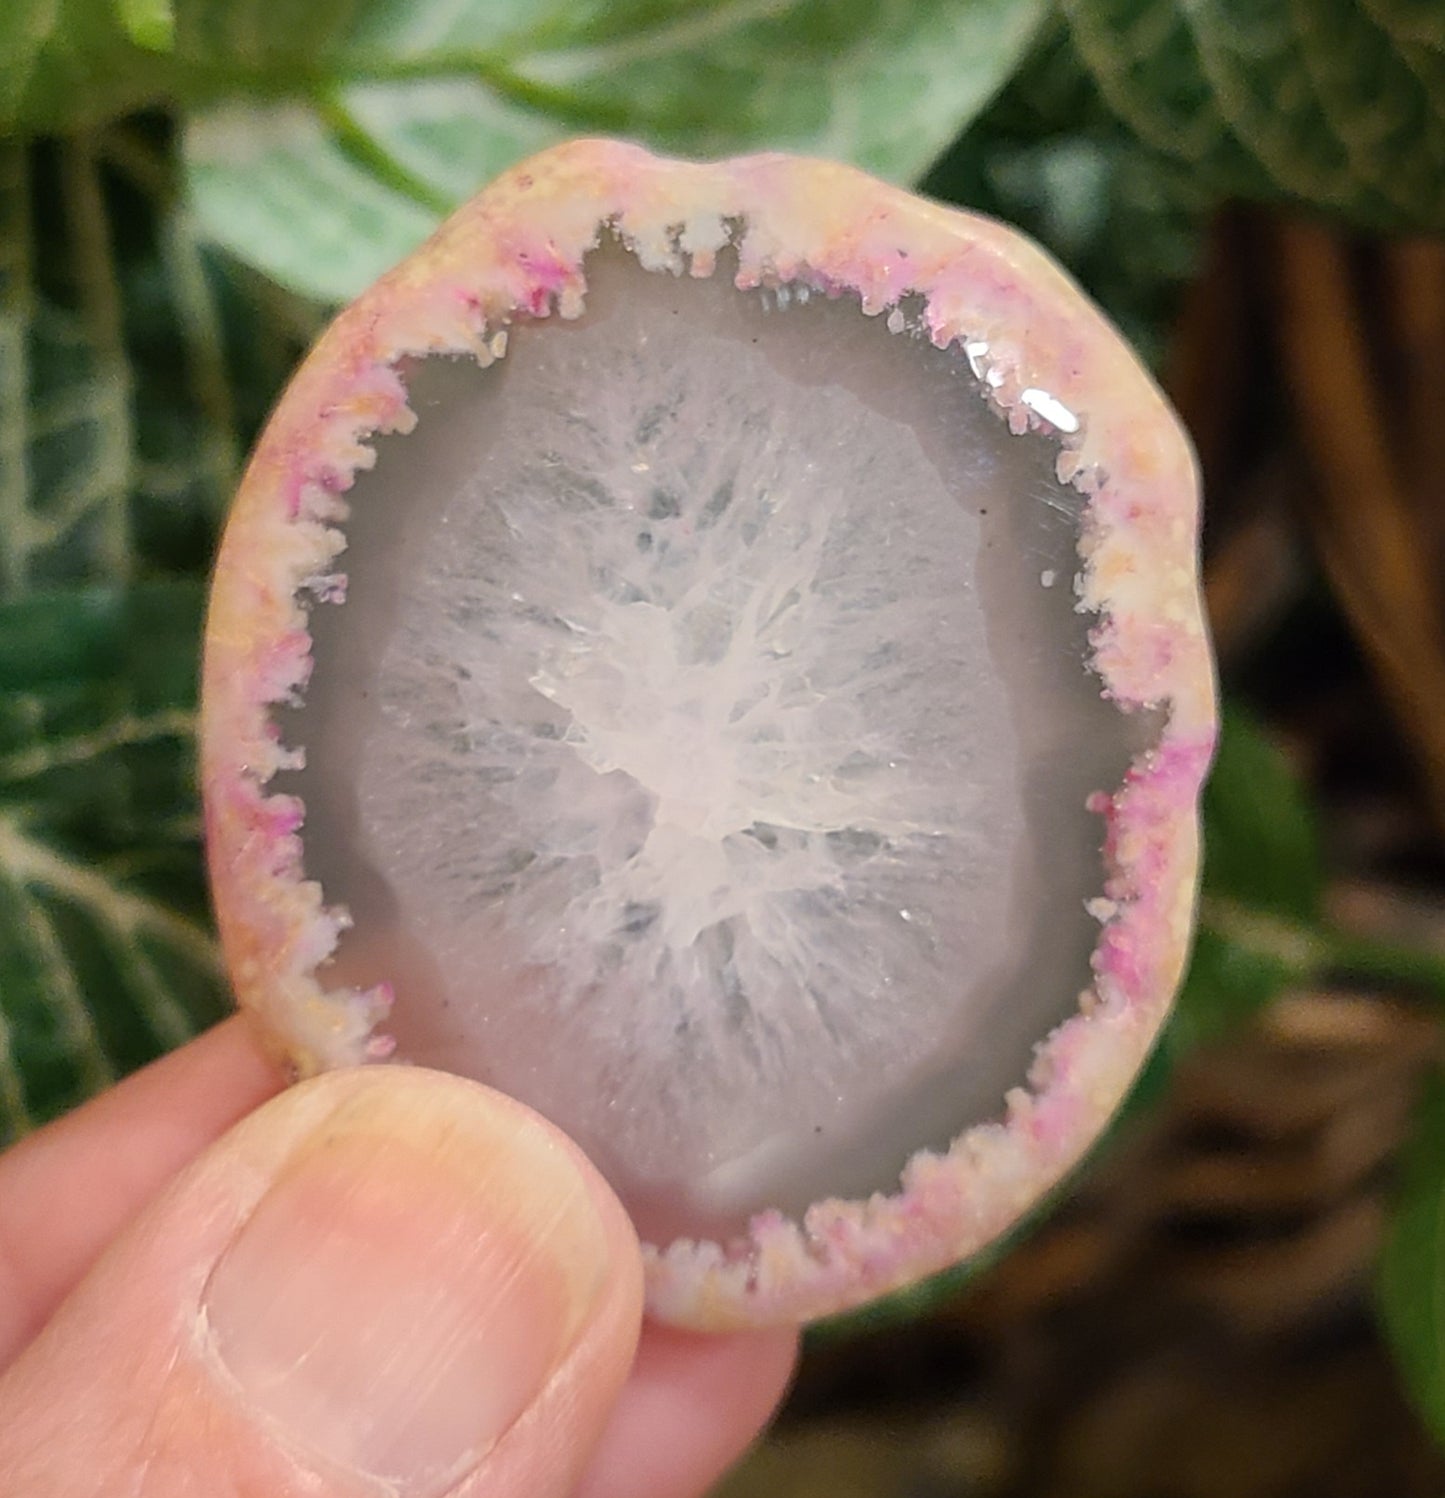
[201,141,1215,1329]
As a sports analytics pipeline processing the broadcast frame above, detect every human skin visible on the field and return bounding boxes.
[0,1017,797,1496]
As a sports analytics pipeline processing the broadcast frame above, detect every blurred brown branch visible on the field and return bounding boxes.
[1271,220,1445,834]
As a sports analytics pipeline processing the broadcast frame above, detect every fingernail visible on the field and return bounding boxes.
[202,1076,608,1497]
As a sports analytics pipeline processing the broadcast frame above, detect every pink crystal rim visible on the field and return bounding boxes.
[201,139,1215,1330]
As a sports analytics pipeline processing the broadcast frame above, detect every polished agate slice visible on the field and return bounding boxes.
[202,141,1215,1329]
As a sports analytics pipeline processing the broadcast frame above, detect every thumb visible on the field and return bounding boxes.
[0,1066,643,1498]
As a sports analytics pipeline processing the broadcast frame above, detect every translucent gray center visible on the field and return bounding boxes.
[282,244,1153,1246]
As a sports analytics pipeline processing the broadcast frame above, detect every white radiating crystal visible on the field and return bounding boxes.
[285,246,1151,1244]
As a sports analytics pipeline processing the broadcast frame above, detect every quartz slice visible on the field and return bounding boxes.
[282,245,1152,1246]
[202,140,1213,1327]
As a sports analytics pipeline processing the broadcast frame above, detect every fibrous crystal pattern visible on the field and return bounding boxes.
[290,252,1141,1244]
[202,141,1214,1328]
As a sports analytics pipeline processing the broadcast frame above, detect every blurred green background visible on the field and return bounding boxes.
[4,2,1445,1490]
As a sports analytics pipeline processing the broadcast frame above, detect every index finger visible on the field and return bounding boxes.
[0,1016,284,1366]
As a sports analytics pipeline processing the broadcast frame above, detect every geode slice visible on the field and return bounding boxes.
[201,140,1216,1329]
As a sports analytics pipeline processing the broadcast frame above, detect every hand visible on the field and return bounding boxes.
[0,1018,797,1496]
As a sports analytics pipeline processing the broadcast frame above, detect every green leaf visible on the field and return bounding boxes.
[1380,1074,1445,1446]
[1060,0,1445,233]
[0,129,309,599]
[0,129,305,1137]
[0,581,229,1143]
[184,90,549,304]
[0,2,63,129]
[0,0,177,133]
[514,0,1047,180]
[1160,924,1295,1056]
[115,0,175,53]
[5,0,392,133]
[1140,711,1322,1068]
[182,0,1047,303]
[1201,708,1324,924]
